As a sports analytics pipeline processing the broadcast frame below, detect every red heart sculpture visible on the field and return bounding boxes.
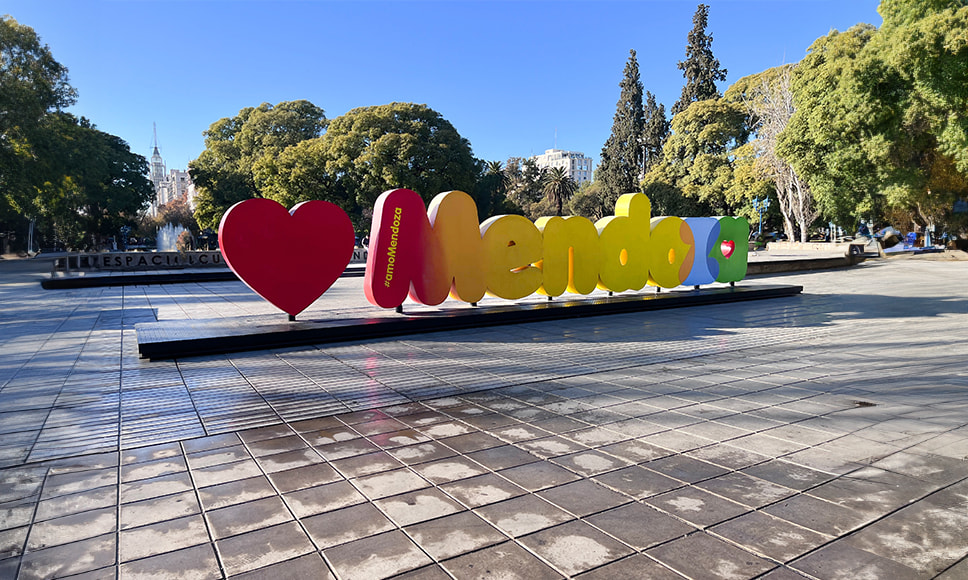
[219,198,354,317]
[721,240,735,259]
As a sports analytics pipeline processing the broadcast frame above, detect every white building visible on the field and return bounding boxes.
[531,149,594,185]
[147,129,195,216]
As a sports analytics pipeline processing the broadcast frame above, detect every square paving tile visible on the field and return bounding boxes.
[592,465,682,499]
[267,463,341,493]
[206,495,293,540]
[441,540,562,580]
[645,487,749,528]
[303,502,396,549]
[695,472,796,508]
[324,529,432,580]
[217,520,316,576]
[190,458,263,487]
[586,502,695,549]
[406,511,506,560]
[388,442,458,465]
[842,501,968,576]
[440,473,527,508]
[283,480,368,518]
[711,511,832,562]
[352,468,430,500]
[475,494,574,537]
[120,471,194,504]
[519,519,635,576]
[597,440,671,463]
[331,450,404,479]
[537,480,630,517]
[0,526,26,560]
[465,445,539,470]
[374,488,464,526]
[17,533,116,579]
[411,457,488,484]
[763,494,872,536]
[120,455,188,483]
[231,552,334,579]
[644,455,729,484]
[118,542,221,579]
[497,460,582,492]
[551,449,630,477]
[741,459,835,491]
[791,541,922,579]
[120,489,200,530]
[255,447,325,473]
[197,475,276,511]
[647,532,774,580]
[574,554,687,579]
[27,506,116,551]
[439,432,505,453]
[120,513,208,562]
[34,486,117,522]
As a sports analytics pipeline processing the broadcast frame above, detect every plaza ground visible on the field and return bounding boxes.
[0,255,967,579]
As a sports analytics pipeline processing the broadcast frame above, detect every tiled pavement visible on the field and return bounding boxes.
[1,257,967,579]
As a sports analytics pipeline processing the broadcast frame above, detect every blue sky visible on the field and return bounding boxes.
[6,0,882,173]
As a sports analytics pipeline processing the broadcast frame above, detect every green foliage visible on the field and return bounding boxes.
[642,99,752,216]
[145,193,198,236]
[598,49,644,210]
[189,100,326,229]
[29,114,153,248]
[778,1,968,234]
[0,16,77,242]
[503,157,547,220]
[318,102,478,209]
[541,167,578,217]
[472,161,522,219]
[642,92,669,175]
[567,180,606,220]
[672,4,728,117]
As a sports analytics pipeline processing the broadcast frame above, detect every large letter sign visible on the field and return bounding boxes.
[220,189,749,315]
[362,189,749,309]
[219,198,355,317]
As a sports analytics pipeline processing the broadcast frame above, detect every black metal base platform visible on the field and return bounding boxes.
[41,266,366,289]
[136,284,803,360]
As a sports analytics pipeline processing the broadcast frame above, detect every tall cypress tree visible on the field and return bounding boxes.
[598,49,644,210]
[642,91,669,174]
[672,4,728,116]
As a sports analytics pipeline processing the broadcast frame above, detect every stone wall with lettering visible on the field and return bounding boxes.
[94,251,226,270]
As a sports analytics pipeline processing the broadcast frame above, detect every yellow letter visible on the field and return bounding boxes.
[480,215,543,300]
[596,193,652,292]
[648,217,695,288]
[534,216,602,296]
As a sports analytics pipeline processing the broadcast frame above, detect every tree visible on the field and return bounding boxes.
[598,49,644,210]
[778,0,968,234]
[0,16,77,247]
[642,99,753,216]
[503,157,547,220]
[29,114,153,248]
[190,100,326,229]
[541,167,578,217]
[255,103,481,229]
[642,91,669,175]
[736,66,818,242]
[568,180,606,220]
[671,4,728,117]
[472,160,522,219]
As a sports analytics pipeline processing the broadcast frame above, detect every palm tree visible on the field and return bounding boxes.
[541,167,578,216]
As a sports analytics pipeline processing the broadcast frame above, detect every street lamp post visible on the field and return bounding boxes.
[752,197,770,237]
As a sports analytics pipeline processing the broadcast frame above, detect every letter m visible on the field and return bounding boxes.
[363,189,485,308]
